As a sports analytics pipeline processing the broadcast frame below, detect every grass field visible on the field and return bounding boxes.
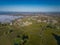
[0,15,60,45]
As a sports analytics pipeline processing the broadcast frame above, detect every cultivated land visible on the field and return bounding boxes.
[0,13,60,45]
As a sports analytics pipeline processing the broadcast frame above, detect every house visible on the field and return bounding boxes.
[10,22,13,25]
[22,21,32,26]
[37,20,42,23]
[42,20,47,23]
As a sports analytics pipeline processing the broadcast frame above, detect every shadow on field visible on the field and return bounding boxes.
[52,33,60,45]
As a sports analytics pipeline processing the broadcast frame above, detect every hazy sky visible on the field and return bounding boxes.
[0,0,60,12]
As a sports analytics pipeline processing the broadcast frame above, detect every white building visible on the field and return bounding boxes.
[37,20,42,23]
[22,21,32,26]
[10,22,13,25]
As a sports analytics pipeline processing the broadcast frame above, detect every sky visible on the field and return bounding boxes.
[0,0,60,12]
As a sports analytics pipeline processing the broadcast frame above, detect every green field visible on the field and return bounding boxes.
[0,16,60,45]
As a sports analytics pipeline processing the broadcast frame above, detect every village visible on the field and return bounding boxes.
[13,15,58,27]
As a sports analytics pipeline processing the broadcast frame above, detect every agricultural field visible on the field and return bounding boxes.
[0,14,60,45]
